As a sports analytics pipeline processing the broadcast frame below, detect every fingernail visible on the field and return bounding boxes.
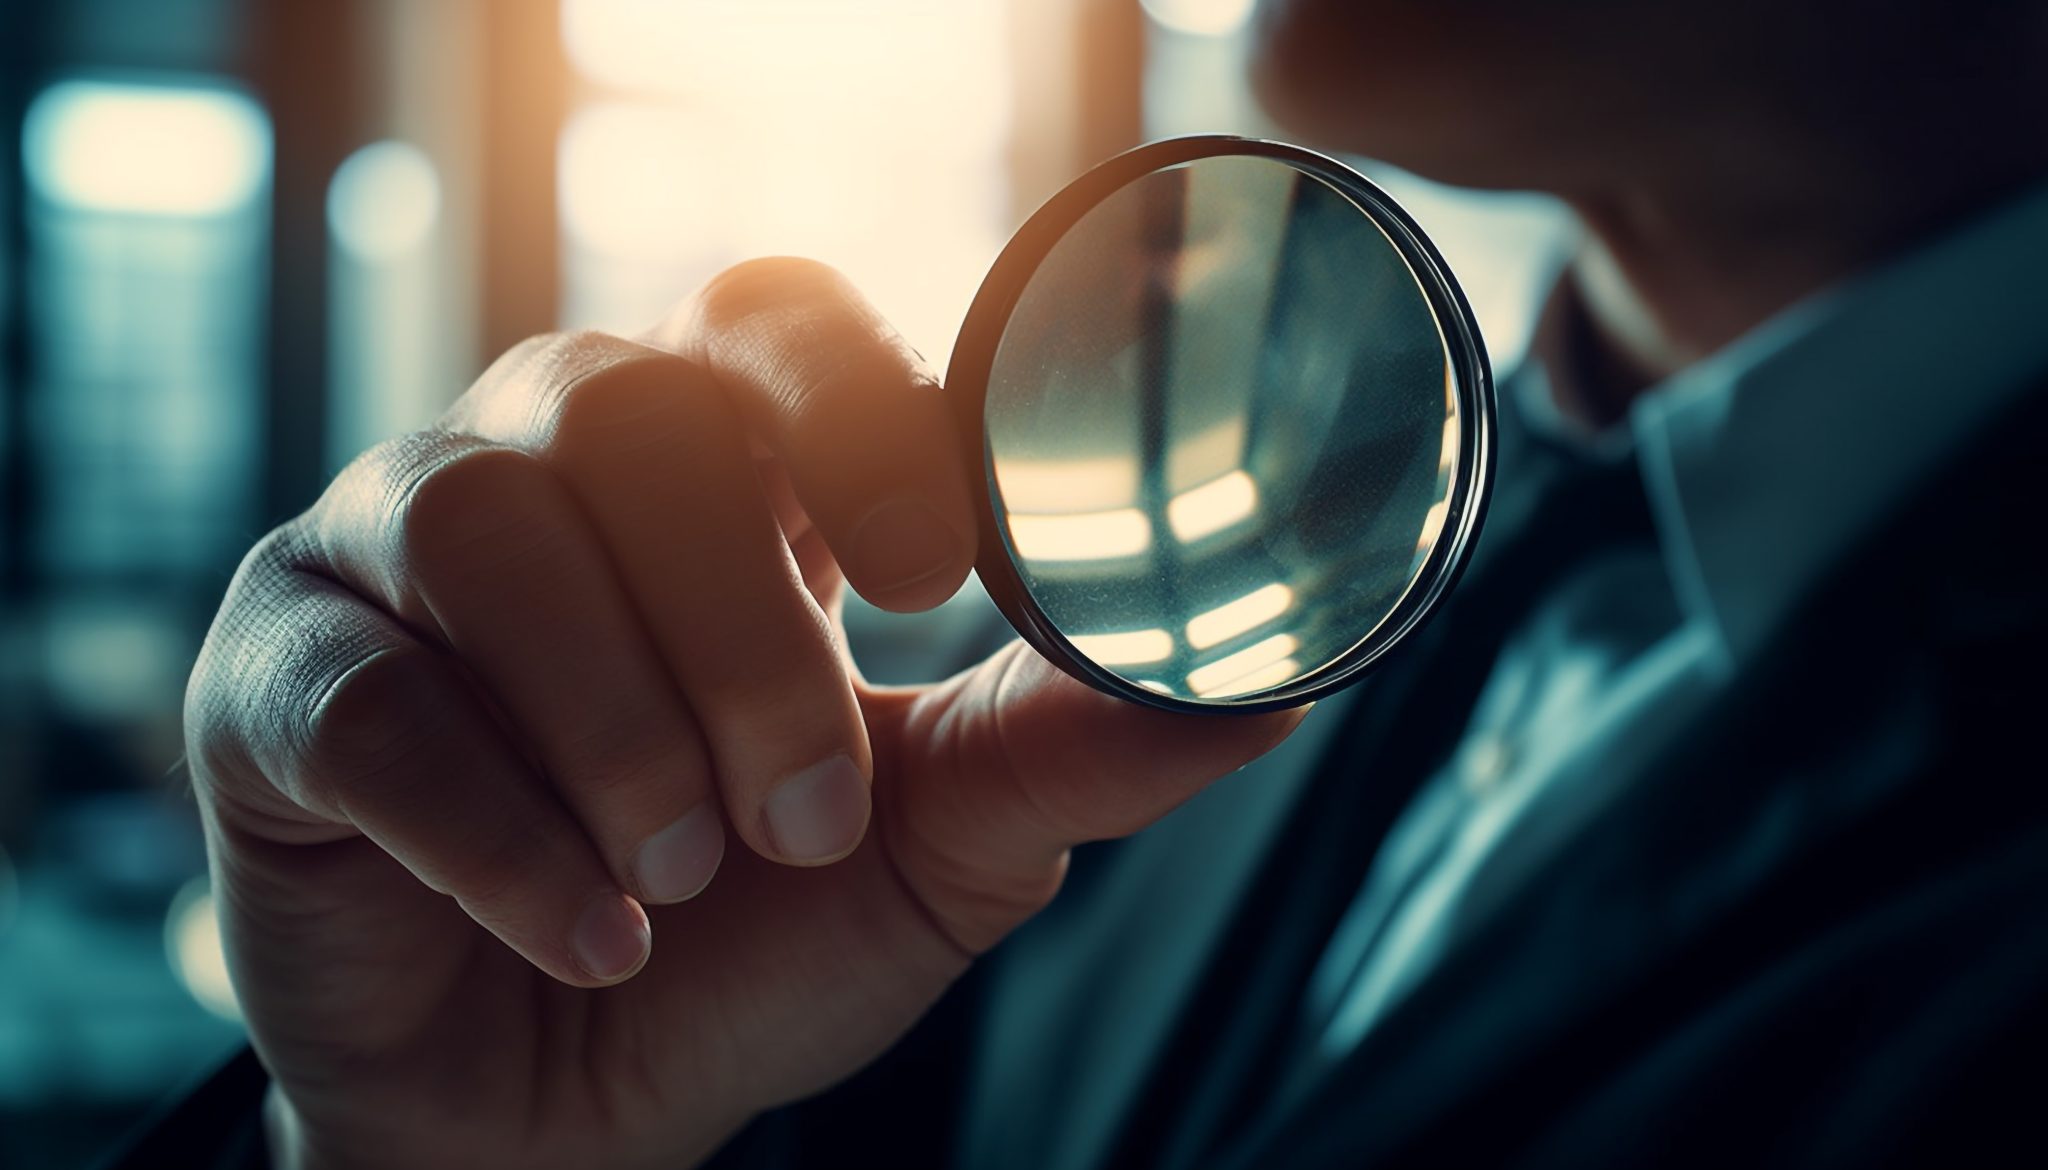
[763,754,871,864]
[634,804,725,904]
[849,497,962,595]
[572,893,651,983]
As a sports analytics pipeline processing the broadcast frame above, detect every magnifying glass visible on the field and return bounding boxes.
[946,135,1494,712]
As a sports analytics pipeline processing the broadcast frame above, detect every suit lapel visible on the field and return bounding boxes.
[1220,627,1935,1169]
[1217,378,2048,1170]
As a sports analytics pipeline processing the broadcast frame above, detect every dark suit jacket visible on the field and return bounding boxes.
[117,382,2048,1169]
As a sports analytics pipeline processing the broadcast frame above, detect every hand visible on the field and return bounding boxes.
[185,258,1306,1169]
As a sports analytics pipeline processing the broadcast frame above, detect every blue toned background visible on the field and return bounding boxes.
[0,1,1564,1164]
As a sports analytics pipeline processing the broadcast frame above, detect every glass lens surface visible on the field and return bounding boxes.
[984,154,1459,703]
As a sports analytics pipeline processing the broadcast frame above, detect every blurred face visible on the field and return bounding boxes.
[1249,0,1614,189]
[1247,0,2013,194]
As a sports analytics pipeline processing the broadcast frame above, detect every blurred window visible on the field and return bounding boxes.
[2,74,266,1163]
[21,78,269,583]
[326,139,446,473]
[557,0,1013,369]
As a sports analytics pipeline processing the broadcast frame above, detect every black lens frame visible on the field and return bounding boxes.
[945,135,1495,714]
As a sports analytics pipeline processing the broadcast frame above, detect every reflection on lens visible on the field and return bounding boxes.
[1185,581,1293,650]
[1167,469,1259,542]
[1006,507,1153,561]
[984,153,1459,703]
[1067,628,1175,666]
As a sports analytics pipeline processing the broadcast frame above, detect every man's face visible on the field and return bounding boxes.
[1246,0,1972,193]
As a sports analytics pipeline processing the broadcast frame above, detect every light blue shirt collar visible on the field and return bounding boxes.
[1616,180,2048,671]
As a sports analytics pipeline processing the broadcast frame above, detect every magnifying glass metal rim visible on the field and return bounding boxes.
[946,134,1496,714]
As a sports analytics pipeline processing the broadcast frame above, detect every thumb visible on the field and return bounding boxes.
[879,642,1308,952]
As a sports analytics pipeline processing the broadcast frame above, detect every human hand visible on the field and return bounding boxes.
[186,258,1305,1169]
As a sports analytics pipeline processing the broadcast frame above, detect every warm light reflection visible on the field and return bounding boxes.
[1168,468,1259,542]
[1188,633,1300,695]
[1439,417,1459,474]
[1167,417,1247,494]
[1416,500,1450,553]
[1009,508,1153,561]
[1068,628,1175,666]
[1186,582,1293,649]
[998,455,1142,514]
[165,877,240,1021]
[24,80,271,217]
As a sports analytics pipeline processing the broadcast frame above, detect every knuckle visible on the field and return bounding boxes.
[182,646,241,787]
[537,328,649,396]
[467,332,559,401]
[184,525,317,783]
[299,644,453,799]
[691,257,921,449]
[451,328,678,452]
[394,442,552,571]
[213,525,312,634]
[242,519,313,575]
[694,255,850,331]
[184,627,251,783]
[318,431,467,548]
[555,353,685,441]
[551,349,739,468]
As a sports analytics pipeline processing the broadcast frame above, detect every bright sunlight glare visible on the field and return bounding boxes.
[557,0,1011,368]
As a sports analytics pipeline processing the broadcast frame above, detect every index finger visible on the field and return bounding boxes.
[649,256,977,613]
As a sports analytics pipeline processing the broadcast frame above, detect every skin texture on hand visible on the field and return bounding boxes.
[185,257,1305,1169]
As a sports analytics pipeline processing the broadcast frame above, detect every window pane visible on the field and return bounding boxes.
[21,78,270,582]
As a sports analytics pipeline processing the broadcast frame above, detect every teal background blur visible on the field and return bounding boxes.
[0,1,1565,1164]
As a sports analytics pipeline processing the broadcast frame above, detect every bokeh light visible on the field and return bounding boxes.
[328,140,442,262]
[164,877,240,1022]
[23,79,270,217]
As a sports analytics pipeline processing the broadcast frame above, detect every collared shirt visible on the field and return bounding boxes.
[1299,177,2048,1062]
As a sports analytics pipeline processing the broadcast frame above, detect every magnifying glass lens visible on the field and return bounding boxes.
[952,139,1490,711]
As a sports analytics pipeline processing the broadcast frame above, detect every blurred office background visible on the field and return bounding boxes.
[0,0,1565,1163]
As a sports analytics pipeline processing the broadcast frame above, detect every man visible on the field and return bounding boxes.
[134,0,2048,1165]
